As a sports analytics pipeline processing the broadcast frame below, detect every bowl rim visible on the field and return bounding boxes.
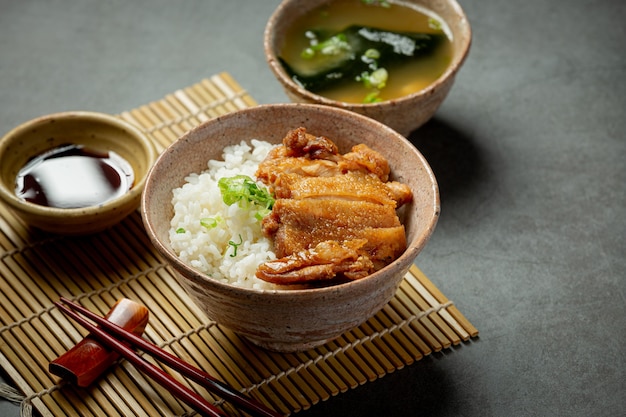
[141,102,440,298]
[0,110,157,218]
[263,0,472,108]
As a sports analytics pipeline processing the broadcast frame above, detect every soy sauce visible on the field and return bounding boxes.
[15,144,134,209]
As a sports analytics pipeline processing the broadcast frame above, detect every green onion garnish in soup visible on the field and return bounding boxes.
[278,0,452,103]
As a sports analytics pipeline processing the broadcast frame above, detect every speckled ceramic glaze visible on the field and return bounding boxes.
[264,0,472,136]
[141,103,439,352]
[0,111,156,234]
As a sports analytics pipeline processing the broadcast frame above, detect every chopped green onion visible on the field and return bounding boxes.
[364,91,383,103]
[301,47,315,59]
[217,175,274,220]
[300,33,351,59]
[428,17,443,31]
[254,208,271,221]
[176,227,186,234]
[366,68,388,89]
[200,217,220,229]
[228,234,243,257]
[357,67,388,103]
[364,48,381,60]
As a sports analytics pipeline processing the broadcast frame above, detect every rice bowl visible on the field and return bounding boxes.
[141,103,439,351]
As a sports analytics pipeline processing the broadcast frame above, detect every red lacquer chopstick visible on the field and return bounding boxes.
[55,297,282,417]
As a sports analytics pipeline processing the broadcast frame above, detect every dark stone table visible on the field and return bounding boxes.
[1,0,624,415]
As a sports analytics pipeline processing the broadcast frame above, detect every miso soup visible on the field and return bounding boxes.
[279,0,453,103]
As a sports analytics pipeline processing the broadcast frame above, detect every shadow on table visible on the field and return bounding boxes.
[407,117,488,207]
[296,354,462,417]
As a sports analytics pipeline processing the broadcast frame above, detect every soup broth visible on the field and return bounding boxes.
[280,0,453,103]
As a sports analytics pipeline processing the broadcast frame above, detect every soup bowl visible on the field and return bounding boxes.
[141,103,439,352]
[264,0,472,136]
[0,111,156,235]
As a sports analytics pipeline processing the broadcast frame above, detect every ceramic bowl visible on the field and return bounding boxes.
[0,111,156,235]
[264,0,472,136]
[141,103,439,352]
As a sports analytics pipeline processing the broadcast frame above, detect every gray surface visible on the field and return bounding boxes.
[1,0,624,416]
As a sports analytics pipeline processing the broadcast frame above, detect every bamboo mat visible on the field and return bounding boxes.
[0,72,478,417]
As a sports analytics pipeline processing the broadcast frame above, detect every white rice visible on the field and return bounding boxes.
[169,139,278,290]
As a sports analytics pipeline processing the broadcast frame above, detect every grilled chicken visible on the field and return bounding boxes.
[256,239,374,284]
[256,127,392,182]
[255,127,412,285]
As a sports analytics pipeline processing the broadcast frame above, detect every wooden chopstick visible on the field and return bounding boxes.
[55,297,282,417]
[54,300,226,417]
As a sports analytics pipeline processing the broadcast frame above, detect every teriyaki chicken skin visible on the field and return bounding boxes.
[255,127,412,286]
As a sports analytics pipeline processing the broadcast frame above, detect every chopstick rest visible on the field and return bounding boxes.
[49,298,149,387]
[54,297,282,417]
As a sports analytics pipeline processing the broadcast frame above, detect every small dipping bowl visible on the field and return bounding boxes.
[0,111,157,235]
[264,0,472,136]
[142,103,439,352]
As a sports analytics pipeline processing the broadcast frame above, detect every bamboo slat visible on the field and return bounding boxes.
[0,73,477,417]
